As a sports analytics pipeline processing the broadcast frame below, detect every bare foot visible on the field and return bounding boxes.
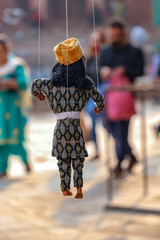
[62,190,73,196]
[75,187,83,199]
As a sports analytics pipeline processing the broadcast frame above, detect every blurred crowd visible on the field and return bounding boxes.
[1,16,160,179]
[84,20,144,176]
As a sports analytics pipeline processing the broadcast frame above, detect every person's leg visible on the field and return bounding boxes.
[153,124,160,138]
[108,121,116,138]
[157,125,160,134]
[108,121,123,164]
[0,146,9,176]
[123,120,138,171]
[112,120,137,173]
[10,144,31,172]
[108,121,121,174]
[119,120,138,172]
[72,158,84,199]
[90,117,99,159]
[116,120,130,166]
[109,121,128,175]
[57,158,72,196]
[127,153,138,172]
[123,120,134,160]
[91,117,97,147]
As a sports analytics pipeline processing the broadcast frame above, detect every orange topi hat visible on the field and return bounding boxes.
[54,38,84,65]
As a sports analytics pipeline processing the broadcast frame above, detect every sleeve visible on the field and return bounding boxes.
[125,48,145,82]
[14,65,29,90]
[89,86,105,111]
[30,78,51,97]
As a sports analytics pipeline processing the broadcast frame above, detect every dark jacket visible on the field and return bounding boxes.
[99,43,144,82]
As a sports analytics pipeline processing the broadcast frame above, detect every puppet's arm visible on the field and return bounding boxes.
[30,78,51,100]
[89,86,105,114]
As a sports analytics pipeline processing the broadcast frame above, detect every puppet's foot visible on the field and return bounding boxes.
[75,187,83,199]
[62,190,73,196]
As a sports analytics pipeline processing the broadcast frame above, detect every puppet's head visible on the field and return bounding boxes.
[50,38,94,90]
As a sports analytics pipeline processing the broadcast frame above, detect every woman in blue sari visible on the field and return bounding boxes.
[0,34,31,177]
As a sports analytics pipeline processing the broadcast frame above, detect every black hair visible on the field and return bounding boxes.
[50,57,94,90]
[110,21,125,30]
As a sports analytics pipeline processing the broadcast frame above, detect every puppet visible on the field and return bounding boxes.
[31,38,104,199]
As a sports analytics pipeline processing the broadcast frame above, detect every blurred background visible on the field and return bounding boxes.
[1,0,159,77]
[0,0,160,240]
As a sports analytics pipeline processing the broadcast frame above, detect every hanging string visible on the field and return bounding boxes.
[38,0,41,78]
[65,0,69,112]
[91,0,100,91]
[65,0,69,40]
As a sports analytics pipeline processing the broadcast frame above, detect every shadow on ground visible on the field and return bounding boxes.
[0,178,22,191]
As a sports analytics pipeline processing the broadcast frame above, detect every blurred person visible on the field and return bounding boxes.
[0,34,31,178]
[30,9,39,29]
[2,8,26,40]
[87,2,103,26]
[85,29,108,160]
[29,9,42,37]
[2,8,26,26]
[99,21,144,176]
[130,26,149,46]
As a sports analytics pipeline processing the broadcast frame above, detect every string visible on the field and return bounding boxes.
[91,0,100,91]
[38,0,41,78]
[65,0,69,113]
[65,0,69,40]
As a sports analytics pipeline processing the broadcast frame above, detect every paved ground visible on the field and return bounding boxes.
[1,99,160,240]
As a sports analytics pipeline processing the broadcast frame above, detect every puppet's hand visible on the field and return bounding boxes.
[94,107,102,114]
[37,92,45,101]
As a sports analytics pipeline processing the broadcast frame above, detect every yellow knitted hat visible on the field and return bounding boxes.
[54,38,84,65]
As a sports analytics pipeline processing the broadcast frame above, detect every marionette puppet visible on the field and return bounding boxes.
[31,38,104,199]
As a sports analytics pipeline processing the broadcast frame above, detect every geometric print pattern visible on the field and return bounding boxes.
[57,158,84,191]
[52,118,88,159]
[31,78,105,159]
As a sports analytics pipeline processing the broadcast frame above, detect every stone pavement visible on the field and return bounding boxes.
[1,162,160,240]
[1,103,160,240]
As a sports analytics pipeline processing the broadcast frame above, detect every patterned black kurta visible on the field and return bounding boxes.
[31,78,104,159]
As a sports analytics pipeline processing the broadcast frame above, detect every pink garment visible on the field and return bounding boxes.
[106,75,136,121]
